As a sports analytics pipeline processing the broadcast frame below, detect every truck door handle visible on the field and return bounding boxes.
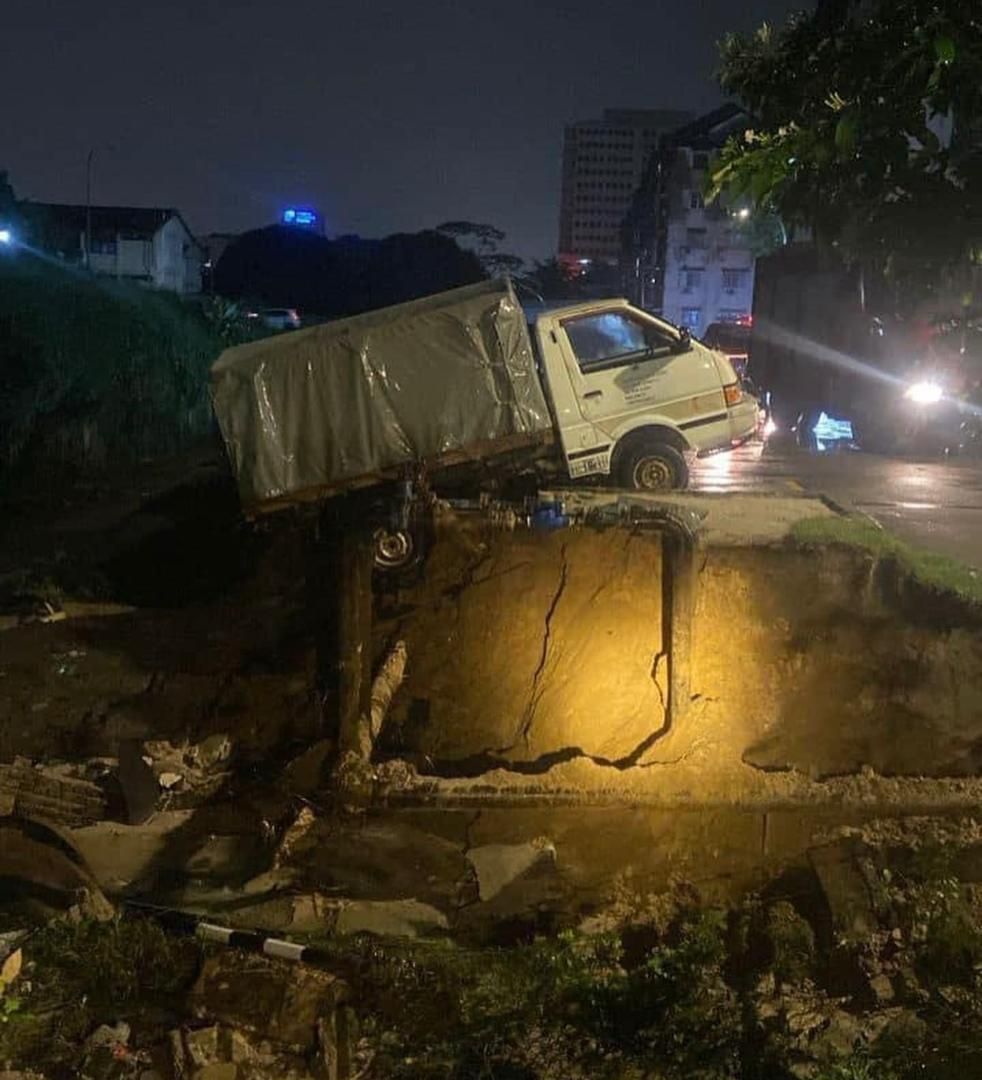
[584,390,603,399]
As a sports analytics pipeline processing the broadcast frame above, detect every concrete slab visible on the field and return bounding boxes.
[542,489,836,547]
[467,839,557,902]
[334,898,449,937]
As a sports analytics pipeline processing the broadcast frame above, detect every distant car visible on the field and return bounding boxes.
[261,308,301,331]
[702,321,751,378]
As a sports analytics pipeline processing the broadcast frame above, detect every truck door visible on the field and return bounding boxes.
[557,309,722,441]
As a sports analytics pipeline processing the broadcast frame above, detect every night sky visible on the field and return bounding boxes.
[5,0,804,259]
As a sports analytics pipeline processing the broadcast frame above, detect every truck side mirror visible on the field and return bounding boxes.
[673,327,692,353]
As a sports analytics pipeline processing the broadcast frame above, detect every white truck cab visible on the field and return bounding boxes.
[531,299,758,490]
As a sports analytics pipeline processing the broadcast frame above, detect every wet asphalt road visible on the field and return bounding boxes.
[690,437,982,569]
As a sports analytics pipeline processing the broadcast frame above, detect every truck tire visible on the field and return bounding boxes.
[616,441,689,491]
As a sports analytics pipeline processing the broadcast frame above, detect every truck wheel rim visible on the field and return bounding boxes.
[633,456,673,490]
[374,528,414,569]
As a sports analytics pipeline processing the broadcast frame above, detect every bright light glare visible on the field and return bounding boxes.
[763,416,778,438]
[736,208,751,220]
[905,381,943,405]
[0,229,12,245]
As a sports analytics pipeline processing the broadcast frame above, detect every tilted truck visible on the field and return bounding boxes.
[212,279,756,561]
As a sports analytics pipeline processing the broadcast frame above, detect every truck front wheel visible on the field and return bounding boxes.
[616,441,689,491]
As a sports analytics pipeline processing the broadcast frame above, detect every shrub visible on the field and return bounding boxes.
[0,254,225,480]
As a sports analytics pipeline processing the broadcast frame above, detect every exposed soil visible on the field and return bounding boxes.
[3,464,982,1078]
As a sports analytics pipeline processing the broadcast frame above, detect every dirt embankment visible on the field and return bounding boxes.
[372,514,982,790]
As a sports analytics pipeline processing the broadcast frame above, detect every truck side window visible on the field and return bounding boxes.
[565,313,666,373]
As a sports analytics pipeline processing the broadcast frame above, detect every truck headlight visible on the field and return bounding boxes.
[904,381,943,405]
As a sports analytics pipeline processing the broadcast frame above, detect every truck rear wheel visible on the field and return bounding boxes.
[373,527,416,571]
[617,441,689,491]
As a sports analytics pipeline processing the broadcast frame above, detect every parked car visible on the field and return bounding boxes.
[259,308,301,331]
[701,321,751,378]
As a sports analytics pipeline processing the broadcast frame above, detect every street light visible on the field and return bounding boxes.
[0,229,12,246]
[85,148,95,269]
[84,144,116,269]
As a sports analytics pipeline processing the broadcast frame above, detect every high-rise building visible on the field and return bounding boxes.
[623,104,756,334]
[558,108,692,266]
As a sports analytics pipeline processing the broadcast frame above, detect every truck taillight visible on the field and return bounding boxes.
[723,382,743,407]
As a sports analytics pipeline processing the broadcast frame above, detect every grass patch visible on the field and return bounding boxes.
[0,254,232,483]
[790,515,982,605]
[302,909,743,1079]
[0,918,202,1073]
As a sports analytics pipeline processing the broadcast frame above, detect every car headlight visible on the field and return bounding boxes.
[905,381,944,405]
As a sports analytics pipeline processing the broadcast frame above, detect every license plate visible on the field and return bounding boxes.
[569,453,608,478]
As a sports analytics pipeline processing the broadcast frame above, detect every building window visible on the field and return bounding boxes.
[722,269,748,290]
[680,307,702,330]
[689,191,703,210]
[685,228,707,249]
[681,269,704,292]
[692,152,710,170]
[89,238,117,255]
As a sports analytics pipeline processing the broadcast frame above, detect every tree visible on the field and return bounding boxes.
[435,221,525,278]
[524,257,578,300]
[215,226,484,319]
[709,0,982,309]
[365,231,485,309]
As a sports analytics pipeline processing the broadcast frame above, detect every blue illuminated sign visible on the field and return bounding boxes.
[282,208,318,226]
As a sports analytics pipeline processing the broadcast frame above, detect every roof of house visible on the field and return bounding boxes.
[28,203,198,241]
[668,103,750,149]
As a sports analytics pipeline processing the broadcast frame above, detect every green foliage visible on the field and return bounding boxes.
[895,867,982,985]
[435,221,525,279]
[0,918,201,1070]
[200,295,264,346]
[814,1058,900,1080]
[790,514,982,604]
[765,901,817,986]
[27,917,200,1005]
[711,0,982,297]
[313,910,740,1079]
[0,254,225,479]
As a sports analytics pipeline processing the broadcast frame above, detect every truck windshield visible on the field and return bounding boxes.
[565,312,671,373]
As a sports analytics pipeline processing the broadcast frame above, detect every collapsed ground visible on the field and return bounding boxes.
[2,452,982,1078]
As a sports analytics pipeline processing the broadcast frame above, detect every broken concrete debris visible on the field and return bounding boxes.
[466,838,558,902]
[190,951,352,1072]
[808,839,880,939]
[0,757,106,825]
[274,806,318,868]
[0,819,115,920]
[334,898,449,938]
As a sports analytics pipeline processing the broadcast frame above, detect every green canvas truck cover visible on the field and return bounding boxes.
[211,279,552,511]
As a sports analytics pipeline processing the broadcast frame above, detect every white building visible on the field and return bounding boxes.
[31,204,204,294]
[659,148,755,335]
[624,105,756,336]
